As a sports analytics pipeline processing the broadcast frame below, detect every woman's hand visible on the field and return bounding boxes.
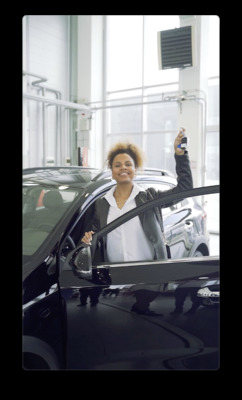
[81,231,95,245]
[174,128,186,155]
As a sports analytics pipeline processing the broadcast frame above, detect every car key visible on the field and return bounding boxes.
[177,128,188,151]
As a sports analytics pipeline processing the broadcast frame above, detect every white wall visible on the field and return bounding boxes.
[23,15,70,167]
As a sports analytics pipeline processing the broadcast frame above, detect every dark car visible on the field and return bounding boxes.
[23,166,209,261]
[22,167,219,370]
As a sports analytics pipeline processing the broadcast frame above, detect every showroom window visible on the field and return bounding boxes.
[105,15,180,175]
[105,15,219,180]
[106,15,143,92]
[106,15,179,92]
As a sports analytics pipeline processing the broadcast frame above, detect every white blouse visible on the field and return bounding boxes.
[104,183,155,262]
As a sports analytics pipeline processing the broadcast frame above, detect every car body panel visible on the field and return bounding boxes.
[62,284,218,370]
[23,174,210,300]
[22,167,219,370]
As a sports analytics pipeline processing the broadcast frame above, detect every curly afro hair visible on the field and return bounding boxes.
[106,141,145,169]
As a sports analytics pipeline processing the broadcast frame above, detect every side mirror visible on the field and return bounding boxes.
[64,244,92,280]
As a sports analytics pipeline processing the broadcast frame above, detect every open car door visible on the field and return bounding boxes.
[59,185,219,370]
[62,185,219,287]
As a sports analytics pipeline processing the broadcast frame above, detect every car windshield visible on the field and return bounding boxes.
[22,167,102,183]
[23,184,84,256]
[23,167,103,257]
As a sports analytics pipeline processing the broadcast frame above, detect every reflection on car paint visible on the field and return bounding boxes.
[22,167,219,370]
[60,279,219,370]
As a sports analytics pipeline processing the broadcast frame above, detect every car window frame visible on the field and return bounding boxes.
[90,185,219,265]
[64,178,177,251]
[61,184,219,288]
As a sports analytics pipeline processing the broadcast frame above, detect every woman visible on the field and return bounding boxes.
[81,129,193,262]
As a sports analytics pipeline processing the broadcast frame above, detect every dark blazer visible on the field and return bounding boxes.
[92,153,193,261]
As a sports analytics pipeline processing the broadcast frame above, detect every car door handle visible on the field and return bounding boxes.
[39,307,51,320]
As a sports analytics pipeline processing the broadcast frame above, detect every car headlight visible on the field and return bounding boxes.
[197,287,220,298]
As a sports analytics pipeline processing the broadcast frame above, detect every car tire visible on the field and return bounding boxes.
[23,336,60,370]
[193,250,204,257]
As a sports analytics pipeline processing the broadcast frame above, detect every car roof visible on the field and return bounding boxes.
[23,167,101,188]
[23,166,176,188]
[92,167,175,181]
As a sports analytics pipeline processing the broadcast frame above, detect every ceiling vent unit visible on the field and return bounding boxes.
[157,25,195,70]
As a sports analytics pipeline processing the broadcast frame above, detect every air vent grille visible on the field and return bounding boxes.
[158,26,194,70]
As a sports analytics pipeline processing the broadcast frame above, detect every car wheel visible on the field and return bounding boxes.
[193,250,204,257]
[23,352,51,370]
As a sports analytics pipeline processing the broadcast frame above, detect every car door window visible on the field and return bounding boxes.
[69,181,177,253]
[64,185,219,270]
[63,186,219,284]
[163,208,191,228]
[90,187,216,263]
[129,181,198,259]
[137,181,173,216]
[137,180,182,222]
[23,186,81,256]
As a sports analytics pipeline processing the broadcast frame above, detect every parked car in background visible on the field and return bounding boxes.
[22,166,219,370]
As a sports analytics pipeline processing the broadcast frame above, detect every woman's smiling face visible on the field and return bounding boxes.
[111,153,136,184]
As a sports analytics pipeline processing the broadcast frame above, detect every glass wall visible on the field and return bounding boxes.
[105,15,219,237]
[105,15,219,179]
[106,16,143,92]
[105,15,180,174]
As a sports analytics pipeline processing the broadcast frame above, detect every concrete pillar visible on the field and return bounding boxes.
[77,15,104,168]
[178,15,210,187]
